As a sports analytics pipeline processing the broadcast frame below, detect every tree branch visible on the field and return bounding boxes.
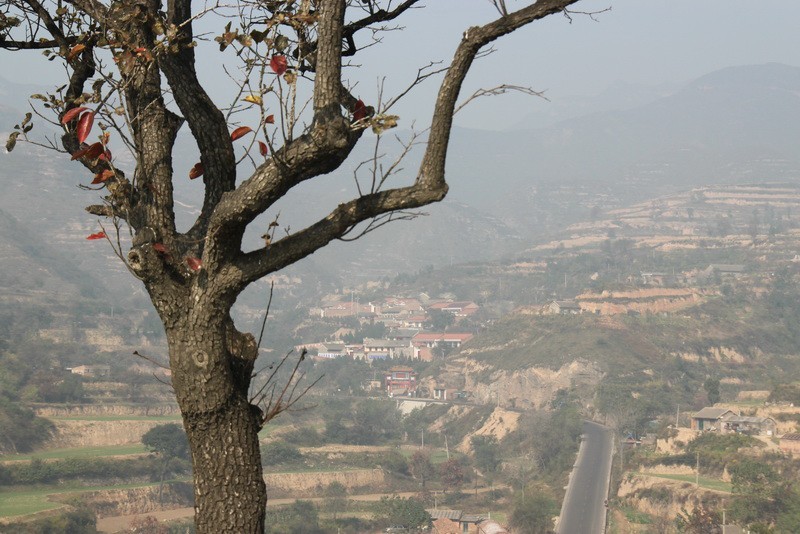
[233,183,445,287]
[159,0,237,250]
[313,0,346,114]
[0,37,75,49]
[228,0,580,289]
[417,0,579,192]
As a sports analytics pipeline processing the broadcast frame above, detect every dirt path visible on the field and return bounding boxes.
[96,486,507,533]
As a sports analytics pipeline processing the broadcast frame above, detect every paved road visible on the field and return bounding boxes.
[556,421,613,534]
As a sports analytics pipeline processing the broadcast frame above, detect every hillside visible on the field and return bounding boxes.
[4,64,800,282]
[385,182,800,417]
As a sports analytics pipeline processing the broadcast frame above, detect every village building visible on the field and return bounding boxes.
[385,328,421,342]
[69,364,111,378]
[412,332,474,349]
[311,301,374,319]
[400,314,427,328]
[428,301,480,317]
[385,366,417,396]
[316,342,347,359]
[428,510,488,534]
[381,297,425,313]
[363,338,415,360]
[691,407,736,431]
[702,264,746,280]
[433,386,460,401]
[543,300,582,315]
[720,415,777,436]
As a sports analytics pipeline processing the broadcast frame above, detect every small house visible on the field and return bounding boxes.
[428,510,487,534]
[780,433,800,456]
[544,300,582,315]
[69,364,111,378]
[691,407,735,431]
[720,415,777,436]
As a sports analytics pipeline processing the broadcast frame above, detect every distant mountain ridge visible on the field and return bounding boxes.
[2,63,799,283]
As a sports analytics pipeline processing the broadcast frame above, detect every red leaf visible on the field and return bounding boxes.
[185,257,202,271]
[61,107,88,124]
[152,243,169,254]
[258,141,269,157]
[90,169,115,184]
[66,44,86,61]
[353,99,367,122]
[230,126,253,141]
[76,111,95,144]
[269,55,288,75]
[71,142,104,160]
[189,162,204,179]
[98,147,112,162]
[86,231,107,240]
[265,114,275,124]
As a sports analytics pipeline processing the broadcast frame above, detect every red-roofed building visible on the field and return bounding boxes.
[428,301,479,317]
[385,366,417,397]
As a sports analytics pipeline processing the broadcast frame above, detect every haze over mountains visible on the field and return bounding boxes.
[1,63,799,292]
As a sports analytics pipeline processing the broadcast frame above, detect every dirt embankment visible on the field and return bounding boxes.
[617,471,726,524]
[45,420,168,448]
[34,404,179,418]
[71,483,194,518]
[265,469,385,496]
[457,408,520,453]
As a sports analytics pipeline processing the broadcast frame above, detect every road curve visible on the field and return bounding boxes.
[556,421,614,534]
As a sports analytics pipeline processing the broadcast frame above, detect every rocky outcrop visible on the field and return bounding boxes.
[457,407,520,453]
[460,358,604,411]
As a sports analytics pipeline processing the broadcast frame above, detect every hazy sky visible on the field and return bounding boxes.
[3,0,798,132]
[344,0,800,130]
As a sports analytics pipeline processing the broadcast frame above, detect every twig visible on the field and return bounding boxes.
[454,84,549,116]
[256,281,274,349]
[133,349,170,370]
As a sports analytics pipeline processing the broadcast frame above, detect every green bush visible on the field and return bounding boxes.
[2,456,176,486]
[261,440,304,467]
[1,506,97,533]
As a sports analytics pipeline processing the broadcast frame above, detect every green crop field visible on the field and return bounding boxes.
[2,444,148,462]
[0,488,67,518]
[0,480,190,519]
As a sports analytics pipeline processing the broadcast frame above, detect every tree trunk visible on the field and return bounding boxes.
[166,311,266,533]
[183,392,266,533]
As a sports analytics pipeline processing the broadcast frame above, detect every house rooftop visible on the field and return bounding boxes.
[693,407,734,419]
[707,264,746,272]
[428,509,462,521]
[723,415,773,424]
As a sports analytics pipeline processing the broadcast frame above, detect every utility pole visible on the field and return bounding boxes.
[676,405,680,428]
[722,503,727,534]
[421,430,424,449]
[696,451,700,488]
[445,435,450,460]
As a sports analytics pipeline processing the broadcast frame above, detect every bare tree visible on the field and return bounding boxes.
[1,0,580,531]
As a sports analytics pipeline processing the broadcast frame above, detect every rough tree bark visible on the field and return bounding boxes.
[1,0,581,531]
